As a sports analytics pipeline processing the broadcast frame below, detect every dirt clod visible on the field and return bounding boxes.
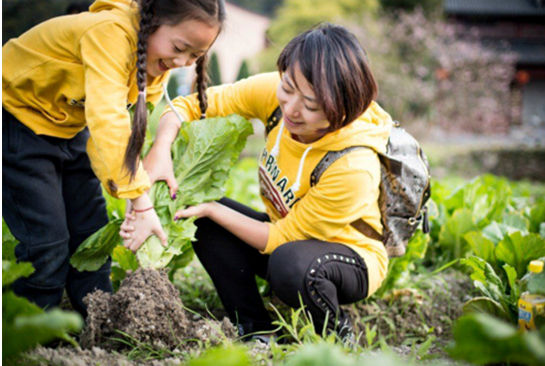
[80,268,235,351]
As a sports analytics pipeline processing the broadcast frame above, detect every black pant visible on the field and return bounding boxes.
[193,198,369,337]
[2,108,113,318]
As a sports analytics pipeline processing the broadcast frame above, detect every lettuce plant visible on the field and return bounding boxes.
[71,114,252,271]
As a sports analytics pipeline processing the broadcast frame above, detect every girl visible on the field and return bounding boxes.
[123,23,392,340]
[2,0,225,318]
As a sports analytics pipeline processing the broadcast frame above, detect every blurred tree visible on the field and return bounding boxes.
[236,60,250,81]
[207,52,222,86]
[2,0,87,44]
[348,10,516,133]
[257,0,379,71]
[380,0,442,15]
[228,0,281,17]
[268,0,378,46]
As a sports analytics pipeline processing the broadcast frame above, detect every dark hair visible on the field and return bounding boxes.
[124,0,226,178]
[277,23,377,131]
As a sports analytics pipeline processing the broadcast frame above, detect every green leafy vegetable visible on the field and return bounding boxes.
[71,114,253,270]
[448,313,545,365]
[2,237,83,361]
[495,232,545,278]
[2,291,83,360]
[70,219,123,271]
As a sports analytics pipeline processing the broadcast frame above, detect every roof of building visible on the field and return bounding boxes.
[444,0,545,16]
[509,40,545,64]
[483,39,545,65]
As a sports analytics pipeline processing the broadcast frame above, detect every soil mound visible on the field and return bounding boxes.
[81,268,235,351]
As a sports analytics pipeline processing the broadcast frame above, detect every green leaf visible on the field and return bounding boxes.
[136,115,252,269]
[2,224,35,289]
[2,291,83,360]
[464,231,495,263]
[2,260,34,288]
[283,342,357,366]
[480,221,505,245]
[462,297,510,321]
[102,190,126,220]
[69,115,252,271]
[174,115,253,206]
[528,200,545,234]
[448,313,545,365]
[111,245,139,271]
[503,263,520,304]
[137,217,197,269]
[188,344,251,366]
[375,230,429,296]
[460,256,504,300]
[2,218,18,261]
[438,208,476,258]
[501,212,530,234]
[495,232,545,278]
[70,219,123,271]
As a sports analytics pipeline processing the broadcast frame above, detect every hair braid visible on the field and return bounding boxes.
[195,54,210,119]
[124,0,155,178]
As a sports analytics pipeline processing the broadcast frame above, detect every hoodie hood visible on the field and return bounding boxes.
[89,0,137,13]
[310,101,393,154]
[267,101,393,194]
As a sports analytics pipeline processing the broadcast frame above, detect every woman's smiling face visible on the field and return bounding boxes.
[276,64,330,144]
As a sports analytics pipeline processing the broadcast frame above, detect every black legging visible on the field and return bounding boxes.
[193,198,369,338]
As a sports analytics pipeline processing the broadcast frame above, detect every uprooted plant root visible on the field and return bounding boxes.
[80,268,236,351]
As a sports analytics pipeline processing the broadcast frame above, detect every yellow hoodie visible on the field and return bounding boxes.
[2,0,169,198]
[167,72,393,296]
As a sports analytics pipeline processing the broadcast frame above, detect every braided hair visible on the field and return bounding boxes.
[124,0,226,178]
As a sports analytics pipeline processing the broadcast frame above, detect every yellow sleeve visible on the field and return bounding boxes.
[164,72,280,123]
[80,21,150,198]
[263,150,381,254]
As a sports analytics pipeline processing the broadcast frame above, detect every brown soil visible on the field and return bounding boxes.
[349,269,473,355]
[80,268,236,352]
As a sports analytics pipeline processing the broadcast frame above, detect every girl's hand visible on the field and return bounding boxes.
[120,209,135,241]
[173,202,211,221]
[122,194,168,252]
[123,208,167,252]
[143,142,178,199]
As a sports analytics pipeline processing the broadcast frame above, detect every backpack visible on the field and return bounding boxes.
[266,106,431,257]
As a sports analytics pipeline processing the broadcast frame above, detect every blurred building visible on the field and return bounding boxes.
[444,0,545,128]
[172,1,270,96]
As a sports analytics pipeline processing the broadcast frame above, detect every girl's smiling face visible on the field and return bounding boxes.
[276,64,330,144]
[146,18,219,78]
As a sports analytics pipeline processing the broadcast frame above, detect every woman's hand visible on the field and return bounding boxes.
[121,193,168,252]
[173,202,211,221]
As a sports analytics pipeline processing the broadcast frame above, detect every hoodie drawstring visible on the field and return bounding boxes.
[291,146,312,193]
[270,121,284,158]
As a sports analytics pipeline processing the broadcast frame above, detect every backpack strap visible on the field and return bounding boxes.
[265,106,282,136]
[310,147,383,242]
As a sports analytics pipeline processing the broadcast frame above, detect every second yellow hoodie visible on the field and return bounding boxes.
[166,72,393,296]
[2,0,169,198]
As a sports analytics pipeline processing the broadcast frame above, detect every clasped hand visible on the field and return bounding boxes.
[120,202,210,251]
